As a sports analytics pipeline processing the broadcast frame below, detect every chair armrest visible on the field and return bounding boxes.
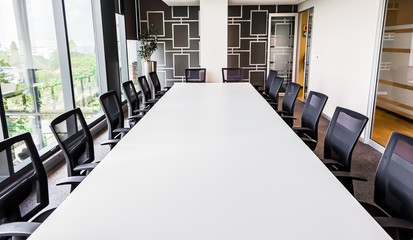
[359,201,390,217]
[56,176,85,186]
[321,158,345,168]
[113,128,130,134]
[293,127,313,137]
[73,162,98,172]
[143,102,155,109]
[276,110,290,115]
[155,93,164,98]
[375,217,413,232]
[280,115,295,127]
[101,139,119,147]
[301,136,317,150]
[133,109,149,114]
[128,115,144,121]
[281,115,296,120]
[146,99,158,104]
[0,222,41,237]
[332,171,367,182]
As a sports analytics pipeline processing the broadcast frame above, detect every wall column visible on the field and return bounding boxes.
[200,0,228,83]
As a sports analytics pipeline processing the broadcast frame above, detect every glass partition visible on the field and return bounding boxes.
[372,0,413,146]
[267,13,298,92]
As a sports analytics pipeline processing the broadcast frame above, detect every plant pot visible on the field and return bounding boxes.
[142,60,157,98]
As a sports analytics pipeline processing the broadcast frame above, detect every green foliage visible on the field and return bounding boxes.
[71,52,97,81]
[1,39,100,144]
[6,116,31,136]
[138,26,158,61]
[0,59,11,84]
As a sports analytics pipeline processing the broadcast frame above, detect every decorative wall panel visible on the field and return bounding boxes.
[228,5,297,88]
[139,0,200,87]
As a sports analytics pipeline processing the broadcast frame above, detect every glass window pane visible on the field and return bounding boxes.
[269,16,296,92]
[372,0,413,146]
[64,0,101,122]
[0,0,64,151]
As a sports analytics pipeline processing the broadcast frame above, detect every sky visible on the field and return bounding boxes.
[0,0,95,49]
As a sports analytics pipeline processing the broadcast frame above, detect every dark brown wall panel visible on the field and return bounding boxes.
[173,24,189,48]
[227,4,297,87]
[139,0,200,86]
[124,0,138,40]
[228,25,240,48]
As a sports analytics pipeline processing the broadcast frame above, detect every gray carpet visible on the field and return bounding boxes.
[46,100,382,209]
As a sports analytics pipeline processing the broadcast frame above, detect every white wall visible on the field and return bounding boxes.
[200,0,228,82]
[298,0,384,126]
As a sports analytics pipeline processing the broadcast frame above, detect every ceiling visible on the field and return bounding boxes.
[162,0,307,6]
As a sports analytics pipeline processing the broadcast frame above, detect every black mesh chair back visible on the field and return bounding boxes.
[268,76,283,102]
[138,76,152,102]
[50,108,94,177]
[301,91,328,141]
[324,107,368,172]
[185,68,206,83]
[122,80,141,119]
[149,72,161,93]
[281,82,301,116]
[375,132,413,223]
[264,70,277,95]
[99,91,124,141]
[222,68,243,82]
[0,132,48,223]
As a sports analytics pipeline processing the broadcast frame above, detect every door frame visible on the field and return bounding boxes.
[365,0,388,150]
[266,13,299,84]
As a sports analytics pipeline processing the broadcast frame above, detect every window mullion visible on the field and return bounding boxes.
[52,0,75,112]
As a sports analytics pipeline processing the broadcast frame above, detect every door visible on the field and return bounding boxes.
[297,8,313,100]
[267,13,298,92]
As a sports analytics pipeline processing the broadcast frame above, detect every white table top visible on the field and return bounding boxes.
[29,83,390,239]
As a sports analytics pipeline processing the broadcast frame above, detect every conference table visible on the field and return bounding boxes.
[29,83,389,239]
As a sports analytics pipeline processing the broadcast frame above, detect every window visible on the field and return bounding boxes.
[64,0,101,122]
[0,0,126,169]
[0,0,64,151]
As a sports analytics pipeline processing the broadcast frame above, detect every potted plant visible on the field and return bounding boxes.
[138,26,158,97]
[138,26,158,62]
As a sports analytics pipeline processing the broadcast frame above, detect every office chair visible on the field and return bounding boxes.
[138,76,159,108]
[333,132,413,239]
[275,82,302,126]
[100,91,138,148]
[290,91,328,150]
[0,132,80,238]
[185,68,206,83]
[50,108,116,190]
[265,76,284,108]
[222,68,243,82]
[259,70,277,97]
[149,72,169,97]
[122,81,149,127]
[303,107,368,174]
